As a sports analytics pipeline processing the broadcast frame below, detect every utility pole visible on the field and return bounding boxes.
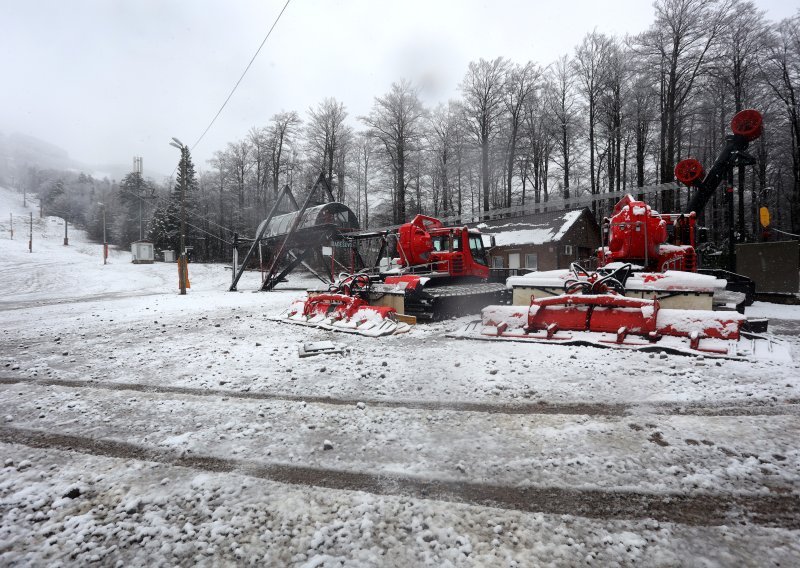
[103,207,107,264]
[134,156,144,240]
[9,214,13,239]
[29,212,33,252]
[98,203,107,264]
[180,152,187,295]
[170,138,188,295]
[63,217,69,246]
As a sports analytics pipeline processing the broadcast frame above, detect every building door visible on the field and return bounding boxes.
[508,253,521,269]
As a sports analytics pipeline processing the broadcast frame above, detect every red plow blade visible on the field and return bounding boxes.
[450,294,789,361]
[271,293,411,337]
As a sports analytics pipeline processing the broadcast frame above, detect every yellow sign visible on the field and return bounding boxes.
[759,207,770,228]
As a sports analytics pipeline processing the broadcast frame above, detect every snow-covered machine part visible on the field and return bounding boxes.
[506,267,732,311]
[272,293,411,337]
[451,264,789,361]
[452,297,788,360]
[270,273,411,336]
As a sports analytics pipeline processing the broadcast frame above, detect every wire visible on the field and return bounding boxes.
[116,185,232,234]
[190,0,292,152]
[771,228,800,238]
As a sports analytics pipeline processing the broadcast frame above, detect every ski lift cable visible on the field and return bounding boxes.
[116,185,234,234]
[190,0,292,152]
[97,185,234,245]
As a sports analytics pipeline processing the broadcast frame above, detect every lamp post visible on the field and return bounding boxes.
[169,138,187,295]
[98,202,107,264]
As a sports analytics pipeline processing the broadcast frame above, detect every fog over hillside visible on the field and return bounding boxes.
[0,130,152,184]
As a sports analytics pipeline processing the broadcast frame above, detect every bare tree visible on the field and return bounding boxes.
[306,98,348,189]
[720,0,769,235]
[225,140,252,212]
[547,55,579,200]
[333,124,353,202]
[268,111,301,197]
[503,61,541,207]
[638,0,731,211]
[428,102,463,216]
[625,45,659,194]
[248,127,271,215]
[460,57,510,216]
[761,13,800,232]
[521,91,553,205]
[599,38,627,194]
[574,31,612,199]
[352,132,375,228]
[360,79,427,223]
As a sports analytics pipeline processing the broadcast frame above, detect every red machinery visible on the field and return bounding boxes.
[599,108,764,276]
[449,110,787,359]
[395,214,490,279]
[599,195,697,272]
[275,214,509,335]
[450,261,786,359]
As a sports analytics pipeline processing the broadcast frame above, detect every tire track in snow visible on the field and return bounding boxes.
[0,291,162,311]
[1,376,798,417]
[1,425,797,528]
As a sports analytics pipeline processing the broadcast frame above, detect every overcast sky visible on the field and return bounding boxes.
[1,0,796,179]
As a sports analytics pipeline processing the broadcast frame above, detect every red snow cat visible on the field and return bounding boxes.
[276,214,510,336]
[451,109,789,361]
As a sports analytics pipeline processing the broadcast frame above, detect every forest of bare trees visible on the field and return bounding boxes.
[16,0,800,262]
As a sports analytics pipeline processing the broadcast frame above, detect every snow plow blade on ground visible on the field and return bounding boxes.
[270,292,412,337]
[449,288,789,361]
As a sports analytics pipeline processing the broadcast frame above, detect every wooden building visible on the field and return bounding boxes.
[476,208,600,272]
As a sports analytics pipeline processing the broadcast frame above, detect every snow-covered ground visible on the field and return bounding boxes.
[1,185,799,566]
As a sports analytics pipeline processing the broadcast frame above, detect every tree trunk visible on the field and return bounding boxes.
[397,141,406,223]
[506,124,518,208]
[482,132,490,216]
[562,123,570,201]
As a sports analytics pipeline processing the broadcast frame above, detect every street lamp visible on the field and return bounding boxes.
[170,138,188,295]
[97,202,107,264]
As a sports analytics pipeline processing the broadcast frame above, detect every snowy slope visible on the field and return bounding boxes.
[0,185,798,566]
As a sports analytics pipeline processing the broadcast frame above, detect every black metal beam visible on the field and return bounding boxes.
[229,185,297,291]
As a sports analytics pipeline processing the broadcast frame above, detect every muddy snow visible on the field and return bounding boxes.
[1,186,799,566]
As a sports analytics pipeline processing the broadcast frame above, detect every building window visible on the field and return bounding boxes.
[492,256,504,268]
[525,253,538,270]
[564,245,573,255]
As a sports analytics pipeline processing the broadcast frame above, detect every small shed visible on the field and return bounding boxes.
[131,240,155,264]
[162,250,176,263]
[478,208,600,272]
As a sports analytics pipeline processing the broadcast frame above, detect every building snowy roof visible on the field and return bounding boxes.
[477,209,587,247]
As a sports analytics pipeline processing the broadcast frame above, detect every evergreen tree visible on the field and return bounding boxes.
[149,146,198,254]
[117,171,153,247]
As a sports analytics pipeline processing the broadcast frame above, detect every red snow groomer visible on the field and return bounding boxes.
[451,109,788,360]
[279,214,510,336]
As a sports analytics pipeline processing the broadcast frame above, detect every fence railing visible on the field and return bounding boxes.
[365,182,682,232]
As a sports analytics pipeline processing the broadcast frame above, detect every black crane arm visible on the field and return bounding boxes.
[677,109,763,216]
[686,134,756,214]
